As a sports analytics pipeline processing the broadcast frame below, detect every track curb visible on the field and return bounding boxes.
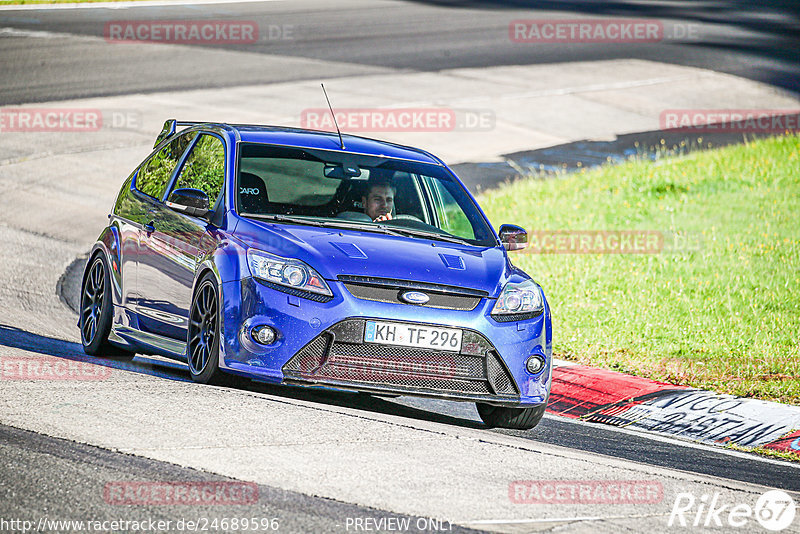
[549,360,800,455]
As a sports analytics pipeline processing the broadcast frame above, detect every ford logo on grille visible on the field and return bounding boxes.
[400,291,430,305]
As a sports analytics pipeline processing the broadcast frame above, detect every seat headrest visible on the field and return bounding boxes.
[239,172,269,213]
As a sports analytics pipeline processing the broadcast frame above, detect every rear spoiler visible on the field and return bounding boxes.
[153,119,204,148]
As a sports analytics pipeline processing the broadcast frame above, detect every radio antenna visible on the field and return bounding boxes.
[321,83,345,150]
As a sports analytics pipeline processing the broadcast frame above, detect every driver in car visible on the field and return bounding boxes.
[363,177,396,222]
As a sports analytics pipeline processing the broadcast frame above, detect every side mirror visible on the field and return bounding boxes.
[166,188,211,218]
[499,224,528,251]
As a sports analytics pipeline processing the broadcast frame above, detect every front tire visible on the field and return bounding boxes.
[187,274,229,385]
[476,402,547,430]
[80,253,132,359]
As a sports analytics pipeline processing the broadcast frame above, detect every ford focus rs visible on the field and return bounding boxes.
[80,120,552,430]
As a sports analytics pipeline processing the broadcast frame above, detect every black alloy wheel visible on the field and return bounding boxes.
[80,254,132,359]
[187,274,228,385]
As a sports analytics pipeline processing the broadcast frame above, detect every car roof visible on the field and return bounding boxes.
[189,123,444,166]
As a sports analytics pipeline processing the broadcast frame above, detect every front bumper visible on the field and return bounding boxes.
[282,318,521,405]
[219,277,552,406]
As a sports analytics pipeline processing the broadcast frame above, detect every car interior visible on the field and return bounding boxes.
[236,168,429,224]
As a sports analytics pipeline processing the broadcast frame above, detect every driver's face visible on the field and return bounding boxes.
[363,185,395,220]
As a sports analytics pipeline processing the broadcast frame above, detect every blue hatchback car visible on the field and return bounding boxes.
[80,120,552,430]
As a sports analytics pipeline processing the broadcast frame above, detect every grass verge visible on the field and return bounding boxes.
[726,443,800,463]
[480,134,800,405]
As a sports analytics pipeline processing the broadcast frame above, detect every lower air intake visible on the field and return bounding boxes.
[282,319,519,400]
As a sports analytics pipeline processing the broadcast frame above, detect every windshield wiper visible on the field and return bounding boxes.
[386,227,472,246]
[246,214,405,237]
[245,214,328,227]
[327,221,406,237]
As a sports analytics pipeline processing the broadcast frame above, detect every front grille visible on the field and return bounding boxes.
[282,319,518,399]
[338,275,486,311]
[343,283,481,310]
[332,342,486,379]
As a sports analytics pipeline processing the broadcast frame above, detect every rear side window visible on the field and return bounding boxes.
[136,132,196,199]
[173,134,226,206]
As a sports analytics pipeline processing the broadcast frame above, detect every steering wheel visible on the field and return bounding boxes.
[394,214,423,222]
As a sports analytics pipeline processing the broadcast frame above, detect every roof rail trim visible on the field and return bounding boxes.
[174,121,240,142]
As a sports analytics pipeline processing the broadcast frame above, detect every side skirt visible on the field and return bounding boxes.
[110,325,187,362]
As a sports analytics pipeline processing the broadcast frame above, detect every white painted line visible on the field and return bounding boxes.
[552,357,577,367]
[0,0,286,10]
[0,26,98,39]
[544,413,800,470]
[456,512,667,525]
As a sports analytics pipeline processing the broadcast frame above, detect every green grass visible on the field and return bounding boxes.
[726,443,800,463]
[479,134,800,404]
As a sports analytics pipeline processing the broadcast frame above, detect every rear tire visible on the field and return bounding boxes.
[79,253,133,360]
[187,273,230,385]
[476,402,547,430]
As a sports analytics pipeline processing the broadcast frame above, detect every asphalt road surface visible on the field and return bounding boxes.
[1,1,800,532]
[0,423,483,534]
[0,0,797,104]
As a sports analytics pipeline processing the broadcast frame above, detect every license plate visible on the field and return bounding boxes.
[364,321,462,352]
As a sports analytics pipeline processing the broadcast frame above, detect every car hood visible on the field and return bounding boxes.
[233,218,509,296]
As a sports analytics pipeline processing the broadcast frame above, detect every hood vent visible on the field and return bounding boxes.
[331,242,367,259]
[439,253,465,270]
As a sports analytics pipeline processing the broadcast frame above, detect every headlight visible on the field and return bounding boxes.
[491,279,544,317]
[247,249,332,297]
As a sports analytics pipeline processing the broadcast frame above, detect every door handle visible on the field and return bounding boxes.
[143,221,155,234]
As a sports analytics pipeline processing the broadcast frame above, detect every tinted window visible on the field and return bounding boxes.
[242,156,335,206]
[237,143,495,247]
[136,132,196,199]
[424,177,477,240]
[173,134,225,206]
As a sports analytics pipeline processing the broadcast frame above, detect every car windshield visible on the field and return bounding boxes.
[236,143,496,247]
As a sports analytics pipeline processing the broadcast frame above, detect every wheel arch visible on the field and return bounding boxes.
[83,227,122,306]
[192,260,223,296]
